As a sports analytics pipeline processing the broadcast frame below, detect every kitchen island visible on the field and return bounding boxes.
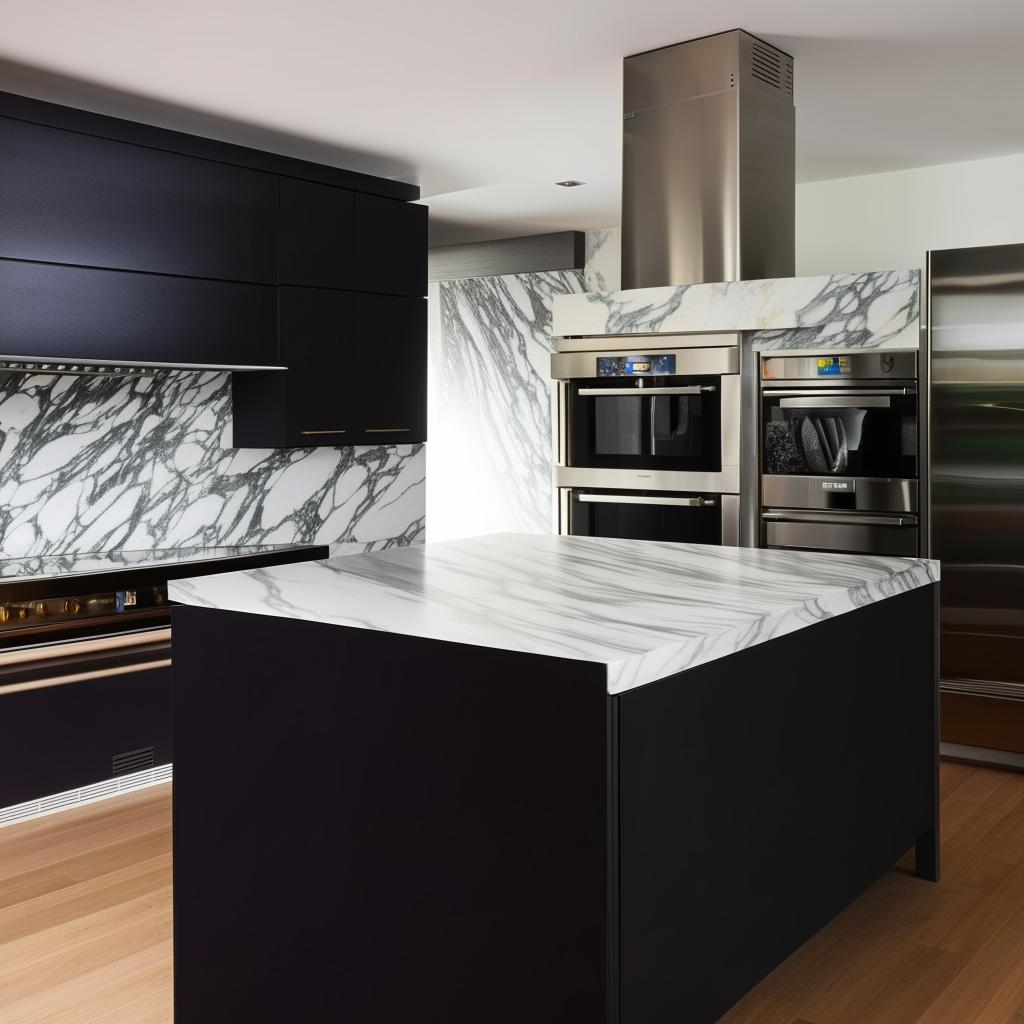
[169,534,939,1024]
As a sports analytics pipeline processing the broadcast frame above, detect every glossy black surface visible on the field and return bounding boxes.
[569,375,722,472]
[568,490,721,544]
[762,392,918,478]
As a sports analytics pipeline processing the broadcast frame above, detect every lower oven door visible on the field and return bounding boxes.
[762,509,920,556]
[0,628,173,810]
[565,489,726,545]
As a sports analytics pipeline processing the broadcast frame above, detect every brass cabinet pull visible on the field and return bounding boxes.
[300,429,348,436]
[364,427,411,433]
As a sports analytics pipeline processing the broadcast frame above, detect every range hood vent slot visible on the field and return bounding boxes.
[749,39,793,95]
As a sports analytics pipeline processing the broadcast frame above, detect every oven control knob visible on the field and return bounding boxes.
[0,605,9,624]
[63,598,83,616]
[13,606,28,620]
[32,602,48,617]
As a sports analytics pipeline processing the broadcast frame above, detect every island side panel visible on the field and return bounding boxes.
[172,606,610,1024]
[614,584,939,1024]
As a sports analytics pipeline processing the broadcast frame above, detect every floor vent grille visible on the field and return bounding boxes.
[0,764,173,829]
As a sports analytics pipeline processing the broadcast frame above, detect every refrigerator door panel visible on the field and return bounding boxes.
[931,243,1024,703]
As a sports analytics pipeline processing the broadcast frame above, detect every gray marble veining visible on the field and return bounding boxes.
[583,228,622,292]
[553,270,920,349]
[427,271,583,540]
[170,533,939,694]
[0,370,424,556]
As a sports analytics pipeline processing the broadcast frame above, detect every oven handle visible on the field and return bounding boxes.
[579,494,717,508]
[778,395,893,408]
[0,657,172,697]
[577,385,715,397]
[762,510,918,527]
[762,388,915,397]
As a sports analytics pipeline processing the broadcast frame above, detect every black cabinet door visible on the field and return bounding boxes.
[354,294,427,445]
[280,287,356,445]
[353,194,427,297]
[0,666,172,809]
[0,117,277,283]
[279,178,354,289]
[0,259,278,367]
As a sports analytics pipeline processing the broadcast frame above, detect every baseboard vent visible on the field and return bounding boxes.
[0,763,173,829]
[113,745,155,776]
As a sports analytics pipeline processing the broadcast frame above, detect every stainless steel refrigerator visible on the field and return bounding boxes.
[929,243,1024,763]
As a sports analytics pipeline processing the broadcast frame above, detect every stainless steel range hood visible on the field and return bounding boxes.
[622,29,795,289]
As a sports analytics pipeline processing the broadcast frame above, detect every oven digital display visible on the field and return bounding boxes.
[816,356,851,377]
[597,354,676,377]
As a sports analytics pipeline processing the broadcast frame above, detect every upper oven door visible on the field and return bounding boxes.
[761,385,918,479]
[553,346,738,474]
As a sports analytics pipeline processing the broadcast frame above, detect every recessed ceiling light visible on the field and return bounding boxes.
[555,180,585,187]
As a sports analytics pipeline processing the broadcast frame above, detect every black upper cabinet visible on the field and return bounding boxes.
[354,194,427,297]
[0,117,277,283]
[232,288,355,448]
[281,288,355,444]
[0,260,278,367]
[278,179,354,289]
[355,294,427,445]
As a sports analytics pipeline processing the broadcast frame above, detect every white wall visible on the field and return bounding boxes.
[796,152,1024,277]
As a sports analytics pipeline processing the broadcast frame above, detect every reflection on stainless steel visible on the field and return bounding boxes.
[621,30,794,289]
[761,511,919,556]
[551,345,738,380]
[761,476,917,514]
[930,243,1024,694]
[759,348,922,555]
[552,338,742,544]
[761,351,918,383]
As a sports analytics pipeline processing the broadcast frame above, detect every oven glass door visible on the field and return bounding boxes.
[762,388,917,477]
[569,375,721,472]
[567,490,722,545]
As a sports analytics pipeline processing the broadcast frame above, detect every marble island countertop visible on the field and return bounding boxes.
[169,534,939,694]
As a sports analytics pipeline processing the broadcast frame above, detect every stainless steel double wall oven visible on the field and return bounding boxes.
[552,335,741,545]
[758,350,924,556]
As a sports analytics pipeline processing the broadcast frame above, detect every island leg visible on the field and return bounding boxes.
[915,828,939,881]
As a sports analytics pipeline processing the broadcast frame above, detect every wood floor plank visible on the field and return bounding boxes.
[3,769,1024,1024]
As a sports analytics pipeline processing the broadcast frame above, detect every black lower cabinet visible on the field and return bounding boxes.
[172,587,938,1023]
[0,259,278,367]
[0,667,172,809]
[354,293,427,445]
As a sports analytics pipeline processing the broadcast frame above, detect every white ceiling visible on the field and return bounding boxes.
[3,0,1024,245]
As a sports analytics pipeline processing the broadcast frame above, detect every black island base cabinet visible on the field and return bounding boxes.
[0,91,428,446]
[172,585,939,1024]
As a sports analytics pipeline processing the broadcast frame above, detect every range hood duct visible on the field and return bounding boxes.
[621,29,795,289]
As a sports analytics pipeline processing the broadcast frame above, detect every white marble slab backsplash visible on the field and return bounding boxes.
[427,270,584,541]
[0,370,425,556]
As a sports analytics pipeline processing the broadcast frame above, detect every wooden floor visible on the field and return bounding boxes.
[2,763,1024,1022]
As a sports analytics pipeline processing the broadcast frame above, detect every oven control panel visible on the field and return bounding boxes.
[597,354,676,377]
